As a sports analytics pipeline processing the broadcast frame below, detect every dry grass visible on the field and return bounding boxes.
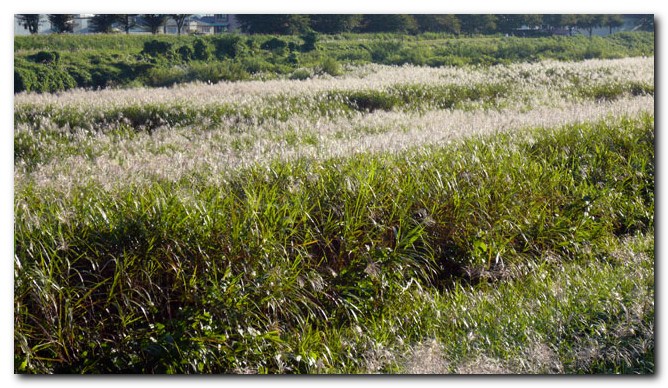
[455,354,512,374]
[403,339,449,374]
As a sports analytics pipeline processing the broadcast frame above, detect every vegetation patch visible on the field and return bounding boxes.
[15,114,654,373]
[14,32,654,93]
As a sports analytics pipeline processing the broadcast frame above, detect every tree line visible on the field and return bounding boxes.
[16,14,653,37]
[235,14,644,37]
[16,14,194,35]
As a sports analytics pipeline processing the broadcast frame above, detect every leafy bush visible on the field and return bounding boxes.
[14,66,37,93]
[425,55,469,67]
[212,35,247,59]
[388,46,433,66]
[142,40,174,58]
[342,90,399,112]
[64,64,93,87]
[192,39,212,61]
[90,64,124,88]
[300,31,319,52]
[289,67,312,80]
[574,81,654,101]
[319,57,342,76]
[261,37,288,53]
[27,51,61,65]
[287,52,300,66]
[334,47,372,62]
[240,56,276,74]
[188,61,250,83]
[369,40,405,62]
[14,59,77,93]
[144,66,189,87]
[177,45,194,62]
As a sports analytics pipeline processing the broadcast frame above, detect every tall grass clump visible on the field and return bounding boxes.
[15,112,653,373]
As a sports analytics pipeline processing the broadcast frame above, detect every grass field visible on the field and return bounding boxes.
[14,31,655,92]
[14,47,654,373]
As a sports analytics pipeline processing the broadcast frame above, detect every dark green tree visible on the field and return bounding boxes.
[117,14,138,34]
[441,14,461,34]
[141,14,167,35]
[236,15,311,34]
[495,14,525,34]
[47,14,74,33]
[542,14,563,30]
[169,14,192,35]
[576,14,604,37]
[16,14,41,35]
[636,14,654,31]
[309,14,362,33]
[543,14,578,34]
[458,14,497,35]
[300,30,319,52]
[360,14,418,33]
[561,14,580,34]
[90,14,120,33]
[413,14,461,34]
[522,14,543,30]
[602,14,624,34]
[193,39,211,60]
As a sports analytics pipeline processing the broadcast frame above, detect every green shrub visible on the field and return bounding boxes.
[212,35,246,60]
[90,64,124,88]
[369,40,405,63]
[388,46,432,66]
[27,51,61,65]
[177,45,194,61]
[14,66,37,93]
[142,40,174,58]
[287,52,300,66]
[425,56,470,67]
[320,57,342,76]
[144,66,189,87]
[188,61,250,83]
[192,39,212,61]
[574,81,655,101]
[584,43,604,59]
[240,57,275,74]
[341,90,399,112]
[65,64,93,87]
[333,47,372,63]
[14,60,77,93]
[289,67,312,80]
[261,37,288,53]
[300,31,319,52]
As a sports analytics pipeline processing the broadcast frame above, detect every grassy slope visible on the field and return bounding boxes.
[13,31,655,93]
[14,113,654,373]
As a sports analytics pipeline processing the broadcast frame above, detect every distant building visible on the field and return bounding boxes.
[72,14,94,34]
[196,14,240,34]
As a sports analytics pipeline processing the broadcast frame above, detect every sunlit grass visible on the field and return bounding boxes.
[15,111,654,373]
[14,57,653,133]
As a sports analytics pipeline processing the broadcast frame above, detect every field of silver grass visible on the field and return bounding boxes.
[14,57,654,373]
[15,57,654,194]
